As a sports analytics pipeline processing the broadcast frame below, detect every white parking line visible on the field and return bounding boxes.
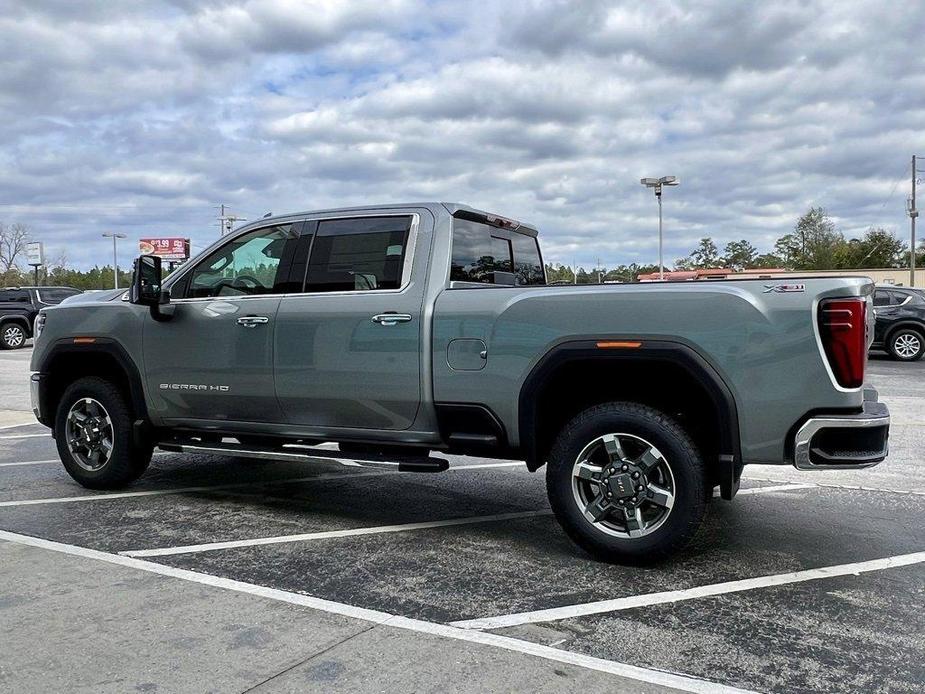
[0,433,48,440]
[121,510,553,558]
[0,459,58,468]
[728,483,815,496]
[0,421,40,431]
[743,476,925,497]
[449,551,925,630]
[0,461,525,507]
[122,483,813,558]
[0,529,758,694]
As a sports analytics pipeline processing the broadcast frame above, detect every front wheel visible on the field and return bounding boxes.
[55,377,152,489]
[888,329,924,361]
[546,402,707,564]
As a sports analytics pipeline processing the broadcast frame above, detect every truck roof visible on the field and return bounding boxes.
[237,202,539,237]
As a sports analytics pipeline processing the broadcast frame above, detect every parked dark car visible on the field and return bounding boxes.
[0,286,81,349]
[871,286,925,361]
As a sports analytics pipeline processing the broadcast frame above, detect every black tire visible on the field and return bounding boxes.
[55,377,152,489]
[546,402,707,565]
[887,328,924,361]
[0,322,27,349]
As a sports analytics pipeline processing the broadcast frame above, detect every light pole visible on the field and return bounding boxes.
[640,176,680,280]
[102,233,127,289]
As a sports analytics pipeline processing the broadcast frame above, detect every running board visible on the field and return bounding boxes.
[156,441,450,473]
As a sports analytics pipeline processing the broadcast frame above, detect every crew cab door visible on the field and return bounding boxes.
[274,211,431,430]
[143,223,299,423]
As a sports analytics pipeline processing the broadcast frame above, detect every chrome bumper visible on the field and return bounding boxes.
[793,393,890,471]
[30,372,42,422]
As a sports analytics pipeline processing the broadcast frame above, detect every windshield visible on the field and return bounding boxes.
[36,288,81,304]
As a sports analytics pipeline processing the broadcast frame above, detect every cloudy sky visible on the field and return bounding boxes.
[2,0,923,270]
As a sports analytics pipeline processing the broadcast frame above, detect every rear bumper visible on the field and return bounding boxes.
[793,391,890,470]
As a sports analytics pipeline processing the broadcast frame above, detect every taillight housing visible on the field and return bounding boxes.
[818,298,866,388]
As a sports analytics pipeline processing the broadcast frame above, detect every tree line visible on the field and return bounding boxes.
[676,207,922,272]
[549,207,923,283]
[0,221,133,289]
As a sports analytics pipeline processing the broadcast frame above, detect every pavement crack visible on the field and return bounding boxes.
[237,623,378,693]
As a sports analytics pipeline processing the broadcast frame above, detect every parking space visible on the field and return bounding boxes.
[1,347,923,693]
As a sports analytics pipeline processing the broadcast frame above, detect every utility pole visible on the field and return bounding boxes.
[216,204,247,236]
[910,155,919,287]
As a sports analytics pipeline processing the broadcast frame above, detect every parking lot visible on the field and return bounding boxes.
[1,346,923,693]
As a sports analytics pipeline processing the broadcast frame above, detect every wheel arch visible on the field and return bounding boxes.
[518,340,742,499]
[0,315,31,335]
[884,320,925,343]
[37,338,149,433]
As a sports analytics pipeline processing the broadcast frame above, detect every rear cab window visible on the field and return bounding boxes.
[450,217,545,286]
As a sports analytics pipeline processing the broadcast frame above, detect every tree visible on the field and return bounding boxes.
[751,253,784,269]
[680,237,721,269]
[0,222,30,273]
[722,239,758,271]
[776,207,844,270]
[835,227,906,269]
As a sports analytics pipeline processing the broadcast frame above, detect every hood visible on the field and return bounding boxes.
[57,288,127,306]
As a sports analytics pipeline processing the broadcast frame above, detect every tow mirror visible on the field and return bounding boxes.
[130,255,172,320]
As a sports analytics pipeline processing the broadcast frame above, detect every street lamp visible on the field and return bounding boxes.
[102,233,127,289]
[640,175,680,280]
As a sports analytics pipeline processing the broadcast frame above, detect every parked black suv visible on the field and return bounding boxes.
[0,286,81,349]
[871,287,925,361]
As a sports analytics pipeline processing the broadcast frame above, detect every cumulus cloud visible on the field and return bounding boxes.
[0,0,923,269]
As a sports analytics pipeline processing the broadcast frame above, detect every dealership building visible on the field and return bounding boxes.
[637,267,925,287]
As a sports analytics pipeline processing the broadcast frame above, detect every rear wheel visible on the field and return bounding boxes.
[888,328,924,361]
[546,402,707,564]
[1,323,26,349]
[55,377,152,489]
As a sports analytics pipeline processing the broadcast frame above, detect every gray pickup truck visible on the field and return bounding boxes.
[30,203,890,563]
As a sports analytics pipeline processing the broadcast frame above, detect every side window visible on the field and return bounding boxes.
[304,216,412,293]
[890,291,911,306]
[186,224,294,298]
[450,219,514,283]
[510,232,546,285]
[0,289,30,303]
[873,290,893,307]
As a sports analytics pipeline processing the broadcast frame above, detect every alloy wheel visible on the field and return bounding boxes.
[65,397,115,471]
[570,432,675,538]
[3,325,24,348]
[893,332,922,359]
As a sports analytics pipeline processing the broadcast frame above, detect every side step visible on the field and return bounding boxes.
[156,441,450,473]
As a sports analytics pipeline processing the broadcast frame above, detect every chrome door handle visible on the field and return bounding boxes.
[372,313,413,326]
[237,315,269,328]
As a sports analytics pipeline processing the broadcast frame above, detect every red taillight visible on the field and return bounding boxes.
[818,298,866,388]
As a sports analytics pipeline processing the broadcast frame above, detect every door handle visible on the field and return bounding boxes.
[371,313,413,326]
[237,315,269,328]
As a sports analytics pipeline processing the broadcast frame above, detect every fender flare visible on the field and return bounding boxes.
[517,339,743,499]
[884,320,925,344]
[0,315,32,336]
[36,338,149,429]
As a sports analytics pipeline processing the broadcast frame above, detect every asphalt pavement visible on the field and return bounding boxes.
[1,346,923,693]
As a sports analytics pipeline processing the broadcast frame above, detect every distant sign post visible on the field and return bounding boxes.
[26,241,44,285]
[139,238,190,272]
